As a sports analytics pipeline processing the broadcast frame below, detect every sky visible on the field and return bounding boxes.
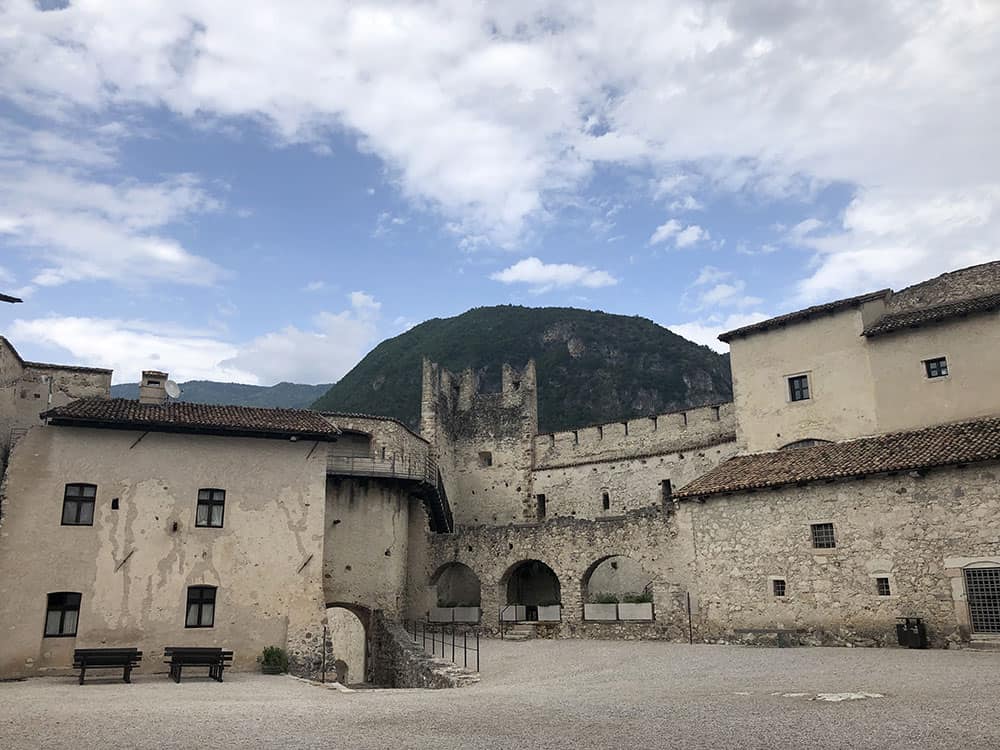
[0,0,998,385]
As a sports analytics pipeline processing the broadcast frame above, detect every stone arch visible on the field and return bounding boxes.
[581,555,655,620]
[324,602,371,685]
[430,562,482,607]
[500,559,562,619]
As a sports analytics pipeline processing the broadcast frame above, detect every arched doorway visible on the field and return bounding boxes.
[582,555,655,621]
[325,603,369,685]
[430,562,482,622]
[501,560,561,622]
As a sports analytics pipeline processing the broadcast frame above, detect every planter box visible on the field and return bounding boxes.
[429,606,481,623]
[536,605,562,622]
[261,664,284,675]
[617,602,654,621]
[584,603,618,621]
[501,605,526,622]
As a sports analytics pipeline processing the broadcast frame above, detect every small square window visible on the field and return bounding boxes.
[924,357,948,379]
[478,451,493,467]
[810,522,837,549]
[772,579,786,597]
[186,586,216,628]
[876,577,892,597]
[788,375,811,402]
[196,489,226,528]
[61,484,96,526]
[44,592,81,637]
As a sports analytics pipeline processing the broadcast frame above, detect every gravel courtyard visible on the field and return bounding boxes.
[2,640,998,750]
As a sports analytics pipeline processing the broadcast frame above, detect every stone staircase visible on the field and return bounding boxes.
[502,624,536,642]
[966,638,1000,652]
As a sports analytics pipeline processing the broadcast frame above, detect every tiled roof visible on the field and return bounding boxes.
[43,398,340,439]
[863,292,1000,337]
[718,290,890,342]
[674,417,1000,499]
[1,293,22,303]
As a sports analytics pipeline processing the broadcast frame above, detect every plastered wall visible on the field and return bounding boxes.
[0,426,328,678]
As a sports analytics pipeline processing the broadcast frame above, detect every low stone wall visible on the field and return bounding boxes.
[372,615,479,689]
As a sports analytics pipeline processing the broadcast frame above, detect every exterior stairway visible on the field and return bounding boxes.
[503,624,536,642]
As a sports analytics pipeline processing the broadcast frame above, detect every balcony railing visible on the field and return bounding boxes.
[326,452,433,482]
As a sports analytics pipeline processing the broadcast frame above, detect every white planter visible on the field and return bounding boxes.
[617,602,654,621]
[501,605,526,622]
[452,606,481,623]
[584,603,618,621]
[536,605,561,622]
[430,606,481,623]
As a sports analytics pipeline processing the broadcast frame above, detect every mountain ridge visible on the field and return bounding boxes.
[110,380,333,410]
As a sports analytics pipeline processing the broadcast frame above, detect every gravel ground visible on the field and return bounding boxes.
[2,640,999,750]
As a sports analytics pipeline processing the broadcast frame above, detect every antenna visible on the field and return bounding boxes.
[164,380,181,399]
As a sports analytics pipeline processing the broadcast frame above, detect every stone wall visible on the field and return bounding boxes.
[371,613,479,688]
[532,438,737,521]
[681,461,1000,647]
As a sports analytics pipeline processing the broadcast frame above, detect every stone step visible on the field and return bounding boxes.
[966,640,1000,651]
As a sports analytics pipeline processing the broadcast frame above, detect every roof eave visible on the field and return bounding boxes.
[44,416,338,442]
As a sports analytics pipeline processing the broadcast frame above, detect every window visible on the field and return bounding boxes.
[186,586,216,628]
[924,357,949,379]
[810,522,837,549]
[788,374,811,402]
[478,451,493,468]
[536,494,546,520]
[602,492,610,511]
[772,579,786,597]
[196,489,226,528]
[44,592,81,637]
[61,484,96,526]
[876,577,892,597]
[661,479,673,504]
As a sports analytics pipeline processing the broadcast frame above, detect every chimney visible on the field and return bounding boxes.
[139,370,169,405]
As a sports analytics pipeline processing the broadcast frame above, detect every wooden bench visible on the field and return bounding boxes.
[73,648,142,685]
[163,647,233,683]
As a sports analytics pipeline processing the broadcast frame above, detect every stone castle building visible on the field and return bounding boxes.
[1,261,999,682]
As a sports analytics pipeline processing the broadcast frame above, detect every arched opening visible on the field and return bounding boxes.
[779,438,833,450]
[501,560,561,622]
[324,603,369,685]
[430,562,482,622]
[582,555,655,621]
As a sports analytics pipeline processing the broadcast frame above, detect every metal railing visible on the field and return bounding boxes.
[326,452,434,482]
[404,618,480,672]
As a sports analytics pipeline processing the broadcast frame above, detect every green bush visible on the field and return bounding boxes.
[621,591,653,604]
[589,593,619,604]
[259,646,288,672]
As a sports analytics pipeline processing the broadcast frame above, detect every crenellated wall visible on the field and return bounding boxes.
[533,402,735,469]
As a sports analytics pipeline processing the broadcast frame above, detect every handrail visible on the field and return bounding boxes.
[404,617,479,672]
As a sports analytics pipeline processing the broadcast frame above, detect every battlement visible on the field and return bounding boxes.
[533,402,735,469]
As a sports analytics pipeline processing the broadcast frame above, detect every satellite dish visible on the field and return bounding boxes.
[164,380,181,399]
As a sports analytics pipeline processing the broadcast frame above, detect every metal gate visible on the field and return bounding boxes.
[965,567,1000,633]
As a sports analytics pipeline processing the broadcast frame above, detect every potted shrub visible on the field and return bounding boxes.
[259,646,288,675]
[617,591,654,621]
[584,593,618,621]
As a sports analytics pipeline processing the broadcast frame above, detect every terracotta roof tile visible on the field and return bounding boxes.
[43,398,339,439]
[674,417,1000,499]
[718,290,890,342]
[863,292,1000,337]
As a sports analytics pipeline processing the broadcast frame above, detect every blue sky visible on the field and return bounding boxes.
[1,0,997,384]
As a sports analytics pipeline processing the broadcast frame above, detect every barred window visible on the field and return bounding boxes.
[45,592,81,637]
[810,522,837,549]
[924,357,948,379]
[772,579,786,597]
[186,586,216,628]
[788,375,811,402]
[876,577,892,596]
[196,489,226,528]
[61,484,96,526]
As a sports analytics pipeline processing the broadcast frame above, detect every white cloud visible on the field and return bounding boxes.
[668,195,703,212]
[0,0,997,291]
[490,257,617,293]
[685,266,762,310]
[304,280,327,292]
[649,219,708,248]
[668,312,769,353]
[9,291,384,385]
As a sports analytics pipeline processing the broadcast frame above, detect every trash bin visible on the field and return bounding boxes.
[895,617,928,649]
